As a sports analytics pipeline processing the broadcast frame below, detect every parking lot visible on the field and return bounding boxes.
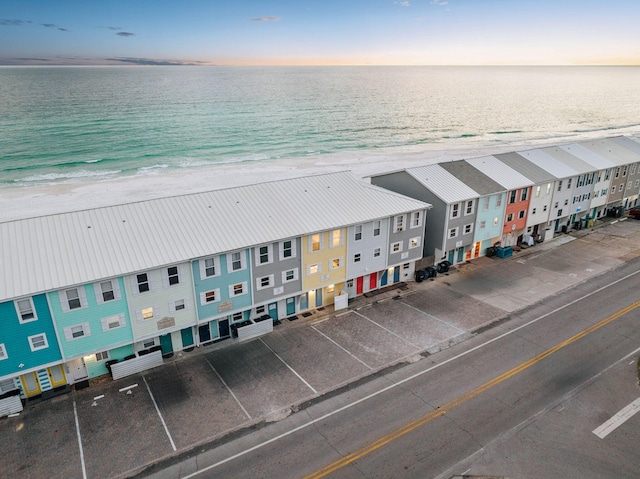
[2,217,640,479]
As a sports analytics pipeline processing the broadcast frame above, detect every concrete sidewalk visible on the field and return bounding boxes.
[2,216,639,479]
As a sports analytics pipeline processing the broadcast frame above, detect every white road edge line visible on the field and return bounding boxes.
[593,397,640,439]
[260,338,317,394]
[205,358,252,420]
[142,375,177,452]
[182,267,640,479]
[310,325,373,370]
[73,400,88,479]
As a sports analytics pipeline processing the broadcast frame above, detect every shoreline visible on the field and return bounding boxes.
[2,133,639,222]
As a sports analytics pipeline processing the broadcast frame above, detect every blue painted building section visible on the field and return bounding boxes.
[0,294,63,380]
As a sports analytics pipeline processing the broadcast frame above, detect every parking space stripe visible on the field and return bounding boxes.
[352,310,422,349]
[310,325,373,370]
[143,375,177,451]
[72,400,88,479]
[205,358,252,420]
[260,338,317,394]
[398,300,466,333]
[593,397,640,439]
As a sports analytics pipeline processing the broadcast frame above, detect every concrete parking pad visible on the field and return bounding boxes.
[205,339,315,418]
[261,325,372,393]
[313,311,418,368]
[143,355,251,450]
[0,394,80,479]
[74,374,173,479]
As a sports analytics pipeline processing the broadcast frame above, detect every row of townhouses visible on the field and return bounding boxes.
[371,136,640,264]
[0,172,431,404]
[2,136,640,408]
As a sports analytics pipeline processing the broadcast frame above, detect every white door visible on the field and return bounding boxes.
[67,358,88,382]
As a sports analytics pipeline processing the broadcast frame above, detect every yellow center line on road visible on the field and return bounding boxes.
[303,299,640,479]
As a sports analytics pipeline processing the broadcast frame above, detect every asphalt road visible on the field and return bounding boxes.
[153,257,640,479]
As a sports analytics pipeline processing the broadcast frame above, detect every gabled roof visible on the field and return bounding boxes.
[438,160,505,195]
[465,155,533,190]
[0,171,431,302]
[515,148,579,179]
[493,152,557,184]
[559,143,619,170]
[405,164,480,204]
[576,138,640,167]
[610,136,640,155]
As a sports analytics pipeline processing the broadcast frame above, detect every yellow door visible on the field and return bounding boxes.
[48,365,67,387]
[20,372,41,397]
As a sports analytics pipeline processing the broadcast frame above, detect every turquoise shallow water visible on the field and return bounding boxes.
[1,65,640,189]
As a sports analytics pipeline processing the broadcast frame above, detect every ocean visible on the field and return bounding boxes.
[2,65,640,189]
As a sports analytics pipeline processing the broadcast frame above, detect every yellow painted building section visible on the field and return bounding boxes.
[301,229,348,293]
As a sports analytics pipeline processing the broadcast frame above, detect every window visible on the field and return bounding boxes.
[448,227,458,239]
[280,240,296,260]
[373,248,381,258]
[259,246,270,264]
[451,204,460,218]
[564,199,569,206]
[403,263,410,270]
[64,323,91,341]
[204,257,217,277]
[65,288,84,310]
[532,208,537,215]
[15,298,36,323]
[611,185,616,193]
[308,263,320,275]
[557,180,563,192]
[635,180,640,188]
[409,237,420,248]
[230,251,244,271]
[535,186,541,197]
[546,183,552,195]
[543,205,548,212]
[101,314,125,331]
[355,225,362,241]
[480,220,486,229]
[95,351,109,361]
[411,211,422,228]
[331,258,342,269]
[28,333,48,351]
[232,312,243,322]
[622,165,628,177]
[620,183,624,192]
[506,213,514,222]
[202,289,220,304]
[509,190,517,204]
[137,273,150,293]
[373,221,381,236]
[310,234,322,252]
[604,169,611,181]
[167,266,180,286]
[495,194,502,207]
[256,305,266,315]
[331,229,342,247]
[493,217,499,226]
[465,200,474,215]
[100,281,116,302]
[482,196,490,211]
[0,344,7,360]
[518,210,526,219]
[520,188,528,201]
[463,224,473,234]
[257,275,273,290]
[354,253,361,263]
[142,307,154,320]
[230,282,247,297]
[391,242,403,253]
[557,209,563,217]
[143,339,156,349]
[394,215,405,232]
[174,299,186,311]
[567,178,572,188]
[282,269,298,283]
[631,164,637,175]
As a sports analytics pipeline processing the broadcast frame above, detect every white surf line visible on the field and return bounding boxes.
[142,375,177,452]
[259,338,317,394]
[72,400,88,479]
[183,267,640,479]
[352,309,422,349]
[205,358,251,420]
[310,325,373,370]
[593,397,640,439]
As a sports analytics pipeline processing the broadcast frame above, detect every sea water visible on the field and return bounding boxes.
[2,65,640,189]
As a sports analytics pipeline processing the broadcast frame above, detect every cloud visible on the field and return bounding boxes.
[107,57,197,66]
[42,23,56,28]
[251,16,281,22]
[116,31,135,37]
[396,1,411,6]
[0,19,32,26]
[106,26,122,31]
[430,1,448,5]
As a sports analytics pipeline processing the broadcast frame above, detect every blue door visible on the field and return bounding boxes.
[160,334,173,355]
[447,250,455,264]
[315,288,323,307]
[299,293,308,310]
[457,248,464,263]
[381,270,388,286]
[268,302,278,320]
[198,324,210,343]
[286,297,296,315]
[393,266,400,283]
[181,327,194,347]
[219,319,229,338]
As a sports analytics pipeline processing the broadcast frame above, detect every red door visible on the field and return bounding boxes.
[369,272,377,290]
[356,276,364,295]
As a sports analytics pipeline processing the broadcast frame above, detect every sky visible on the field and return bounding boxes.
[1,0,639,66]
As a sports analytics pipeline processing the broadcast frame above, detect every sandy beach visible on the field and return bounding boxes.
[2,134,639,223]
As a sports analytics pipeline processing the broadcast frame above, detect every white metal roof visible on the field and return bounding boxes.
[515,148,578,178]
[575,138,640,167]
[405,164,481,205]
[0,171,431,302]
[559,143,619,169]
[465,155,533,190]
